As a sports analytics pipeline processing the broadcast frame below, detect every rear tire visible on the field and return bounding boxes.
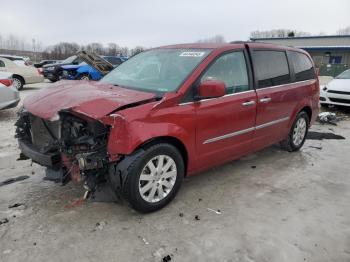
[122,143,184,213]
[12,76,24,90]
[281,111,309,152]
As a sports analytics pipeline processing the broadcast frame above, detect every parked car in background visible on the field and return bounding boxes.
[0,54,31,67]
[42,55,83,82]
[60,56,127,81]
[0,57,43,90]
[34,60,59,68]
[0,72,20,110]
[16,43,319,212]
[320,69,350,107]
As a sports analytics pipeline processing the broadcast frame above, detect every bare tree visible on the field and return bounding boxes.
[197,35,226,43]
[107,43,118,55]
[337,26,350,35]
[250,29,311,39]
[130,46,145,57]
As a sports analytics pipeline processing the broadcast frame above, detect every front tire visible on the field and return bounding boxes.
[281,111,309,152]
[123,143,184,213]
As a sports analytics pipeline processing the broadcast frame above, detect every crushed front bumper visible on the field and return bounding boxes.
[18,139,61,167]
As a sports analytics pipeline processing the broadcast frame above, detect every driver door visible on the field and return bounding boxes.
[194,51,257,171]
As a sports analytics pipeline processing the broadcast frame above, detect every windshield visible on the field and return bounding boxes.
[61,55,77,64]
[101,48,212,92]
[336,69,350,79]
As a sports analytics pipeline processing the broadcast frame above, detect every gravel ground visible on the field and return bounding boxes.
[0,81,350,262]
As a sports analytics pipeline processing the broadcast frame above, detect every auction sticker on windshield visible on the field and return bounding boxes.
[179,52,205,57]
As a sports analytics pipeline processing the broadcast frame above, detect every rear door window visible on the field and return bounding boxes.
[289,51,315,81]
[252,50,291,88]
[0,60,5,67]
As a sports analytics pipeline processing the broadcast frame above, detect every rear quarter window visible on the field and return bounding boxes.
[252,50,291,88]
[289,51,316,81]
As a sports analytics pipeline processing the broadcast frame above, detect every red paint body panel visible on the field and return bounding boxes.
[194,91,257,172]
[23,43,320,179]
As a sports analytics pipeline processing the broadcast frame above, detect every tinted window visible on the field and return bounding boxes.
[290,51,315,81]
[0,60,5,67]
[253,50,290,88]
[201,51,249,94]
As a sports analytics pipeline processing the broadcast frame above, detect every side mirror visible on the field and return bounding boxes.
[197,80,226,99]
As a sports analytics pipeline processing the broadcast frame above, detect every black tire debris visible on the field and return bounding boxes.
[163,255,172,262]
[0,218,9,225]
[0,175,29,187]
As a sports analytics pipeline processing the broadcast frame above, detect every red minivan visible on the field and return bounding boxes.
[16,43,319,212]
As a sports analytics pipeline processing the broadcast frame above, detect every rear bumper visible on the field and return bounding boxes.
[0,98,20,110]
[18,139,61,167]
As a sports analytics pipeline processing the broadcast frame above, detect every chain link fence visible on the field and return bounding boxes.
[319,63,348,77]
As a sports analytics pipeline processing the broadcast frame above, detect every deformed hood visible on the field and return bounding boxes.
[23,80,156,120]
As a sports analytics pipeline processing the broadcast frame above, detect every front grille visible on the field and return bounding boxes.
[319,97,326,101]
[327,90,350,95]
[329,98,350,104]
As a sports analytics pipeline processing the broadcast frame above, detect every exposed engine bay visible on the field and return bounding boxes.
[15,108,113,198]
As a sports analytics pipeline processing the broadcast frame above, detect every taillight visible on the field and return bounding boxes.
[0,79,13,87]
[38,68,43,75]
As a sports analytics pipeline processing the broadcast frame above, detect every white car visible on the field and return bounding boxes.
[0,57,43,90]
[320,69,350,107]
[0,72,20,110]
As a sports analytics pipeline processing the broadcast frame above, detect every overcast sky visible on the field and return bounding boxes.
[1,0,349,48]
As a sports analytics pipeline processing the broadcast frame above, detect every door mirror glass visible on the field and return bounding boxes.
[197,80,226,99]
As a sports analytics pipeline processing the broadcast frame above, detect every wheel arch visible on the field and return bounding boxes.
[12,74,25,84]
[299,105,312,124]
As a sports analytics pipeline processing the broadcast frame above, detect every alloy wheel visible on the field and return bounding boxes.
[293,117,307,146]
[12,78,21,90]
[138,155,177,203]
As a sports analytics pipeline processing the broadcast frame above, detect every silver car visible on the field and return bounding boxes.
[0,72,20,110]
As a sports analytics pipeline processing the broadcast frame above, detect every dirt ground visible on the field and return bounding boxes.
[0,81,350,262]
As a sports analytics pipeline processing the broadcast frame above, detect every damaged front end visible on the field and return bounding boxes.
[15,108,111,197]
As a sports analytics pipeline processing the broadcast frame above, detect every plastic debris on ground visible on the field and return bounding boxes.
[318,112,338,125]
[207,208,222,214]
[0,218,9,225]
